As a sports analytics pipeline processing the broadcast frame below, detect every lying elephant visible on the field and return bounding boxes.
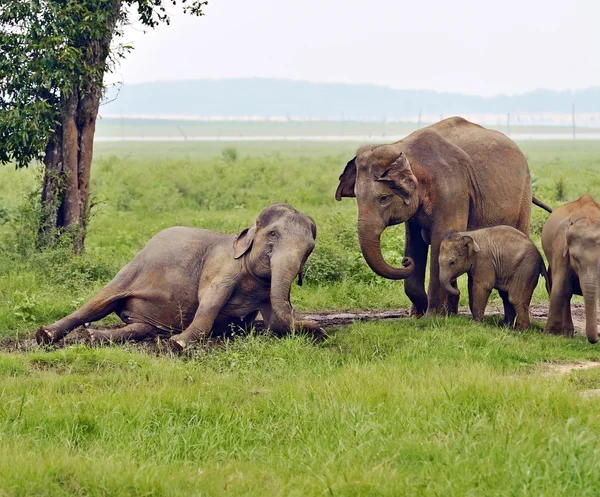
[438,226,549,329]
[36,203,322,349]
[542,195,600,343]
[335,117,552,316]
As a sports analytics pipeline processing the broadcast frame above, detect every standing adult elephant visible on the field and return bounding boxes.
[542,195,600,343]
[335,117,552,316]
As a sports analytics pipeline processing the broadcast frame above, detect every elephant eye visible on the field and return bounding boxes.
[378,195,392,204]
[268,230,278,239]
[449,260,455,266]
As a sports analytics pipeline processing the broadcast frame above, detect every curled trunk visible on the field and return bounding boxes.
[357,218,414,280]
[582,277,598,344]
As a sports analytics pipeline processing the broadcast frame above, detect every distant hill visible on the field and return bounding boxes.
[101,79,600,121]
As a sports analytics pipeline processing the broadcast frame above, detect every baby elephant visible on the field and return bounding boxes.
[36,203,322,350]
[438,226,549,329]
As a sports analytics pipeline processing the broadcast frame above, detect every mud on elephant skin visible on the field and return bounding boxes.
[438,226,549,329]
[542,195,600,343]
[335,116,552,316]
[36,203,323,350]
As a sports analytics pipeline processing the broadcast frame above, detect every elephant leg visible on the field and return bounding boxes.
[511,299,531,330]
[499,290,516,327]
[404,220,428,316]
[468,276,474,315]
[561,296,575,337]
[88,323,161,343]
[36,287,125,344]
[427,235,456,316]
[470,281,492,322]
[170,277,236,350]
[427,214,468,316]
[426,239,445,315]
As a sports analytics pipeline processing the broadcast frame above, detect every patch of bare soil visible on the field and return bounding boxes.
[580,389,600,398]
[539,361,600,377]
[0,302,595,355]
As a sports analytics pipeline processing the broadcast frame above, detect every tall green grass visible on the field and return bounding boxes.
[1,319,600,496]
[1,140,600,336]
[1,140,600,495]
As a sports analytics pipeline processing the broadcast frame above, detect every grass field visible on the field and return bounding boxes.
[1,138,600,495]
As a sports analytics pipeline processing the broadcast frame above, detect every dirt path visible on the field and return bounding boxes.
[0,303,594,354]
[298,303,591,331]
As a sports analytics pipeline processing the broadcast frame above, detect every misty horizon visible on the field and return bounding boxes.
[106,77,600,99]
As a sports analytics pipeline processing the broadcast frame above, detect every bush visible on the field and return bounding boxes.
[554,178,566,202]
[221,147,238,162]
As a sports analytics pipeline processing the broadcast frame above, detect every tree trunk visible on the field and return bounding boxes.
[39,128,64,245]
[39,87,101,254]
[38,1,121,253]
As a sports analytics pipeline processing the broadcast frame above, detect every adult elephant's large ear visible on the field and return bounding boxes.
[233,224,256,259]
[375,152,418,206]
[335,157,357,201]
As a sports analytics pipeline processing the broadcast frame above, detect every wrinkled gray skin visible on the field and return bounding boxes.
[439,226,549,329]
[335,117,552,316]
[542,195,600,344]
[36,204,322,350]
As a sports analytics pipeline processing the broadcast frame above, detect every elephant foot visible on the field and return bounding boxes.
[409,306,426,318]
[35,326,59,345]
[545,326,574,337]
[425,306,449,318]
[168,334,189,352]
[86,329,111,344]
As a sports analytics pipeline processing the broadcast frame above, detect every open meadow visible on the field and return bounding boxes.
[1,138,600,495]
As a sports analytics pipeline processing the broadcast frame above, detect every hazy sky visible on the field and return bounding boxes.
[112,0,599,96]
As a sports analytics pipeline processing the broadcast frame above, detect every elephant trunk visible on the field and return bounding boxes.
[441,276,460,296]
[269,254,301,333]
[357,217,414,280]
[582,275,598,344]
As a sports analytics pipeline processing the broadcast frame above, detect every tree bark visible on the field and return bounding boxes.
[40,127,64,244]
[38,1,121,253]
[61,87,81,231]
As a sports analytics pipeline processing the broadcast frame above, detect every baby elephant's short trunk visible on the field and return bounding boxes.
[441,276,460,296]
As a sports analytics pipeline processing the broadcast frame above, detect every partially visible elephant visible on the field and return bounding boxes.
[438,226,549,329]
[335,116,552,316]
[542,195,600,343]
[36,203,322,349]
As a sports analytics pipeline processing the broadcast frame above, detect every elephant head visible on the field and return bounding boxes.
[335,144,419,279]
[562,218,600,343]
[233,203,316,332]
[438,232,480,296]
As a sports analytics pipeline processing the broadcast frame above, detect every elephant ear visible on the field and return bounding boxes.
[462,235,480,259]
[335,157,357,201]
[561,222,573,258]
[374,152,418,206]
[233,224,256,259]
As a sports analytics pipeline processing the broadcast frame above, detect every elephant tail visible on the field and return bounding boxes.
[540,260,551,296]
[532,196,553,213]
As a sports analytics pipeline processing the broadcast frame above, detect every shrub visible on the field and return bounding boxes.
[554,178,566,202]
[221,147,238,162]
